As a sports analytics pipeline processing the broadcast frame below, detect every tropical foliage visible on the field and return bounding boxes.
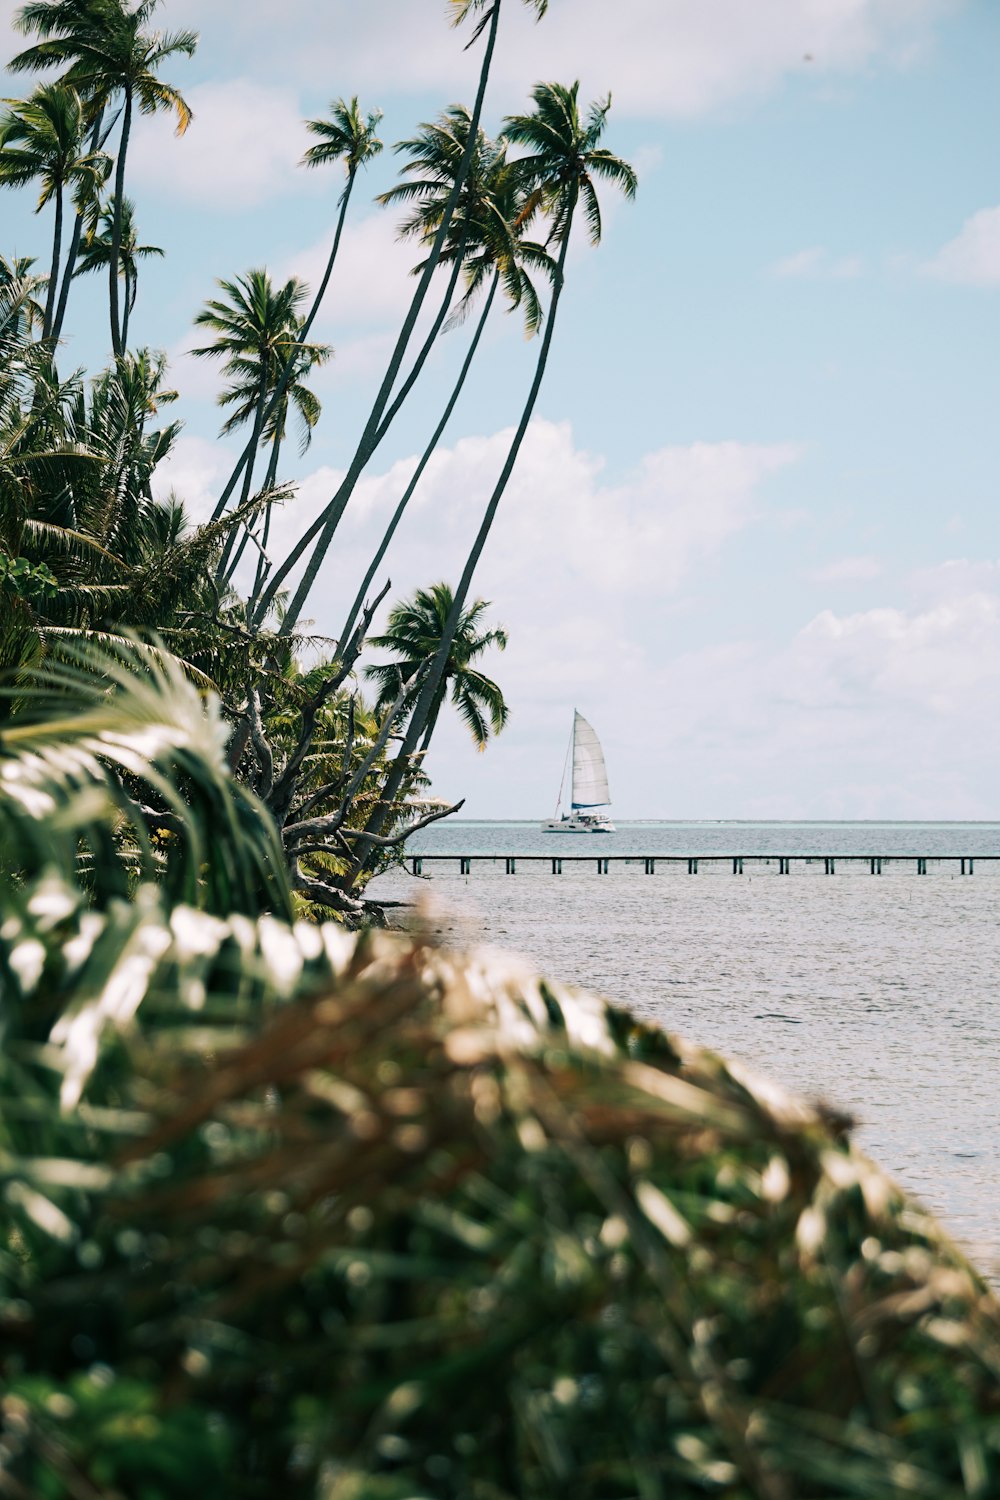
[366,582,509,751]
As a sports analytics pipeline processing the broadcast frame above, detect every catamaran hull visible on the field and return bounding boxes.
[543,818,616,833]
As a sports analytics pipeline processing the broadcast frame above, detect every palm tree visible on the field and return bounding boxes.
[333,110,555,654]
[0,83,110,337]
[252,0,552,637]
[192,270,330,581]
[0,252,45,337]
[365,583,509,752]
[346,83,635,884]
[9,0,197,356]
[74,192,163,347]
[209,97,383,526]
[10,1,120,340]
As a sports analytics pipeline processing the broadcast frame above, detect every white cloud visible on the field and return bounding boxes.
[811,555,883,582]
[262,421,798,607]
[151,422,1000,818]
[925,205,1000,286]
[191,418,795,643]
[128,79,311,210]
[152,434,235,525]
[640,580,1000,818]
[772,247,863,279]
[282,213,416,332]
[119,0,959,120]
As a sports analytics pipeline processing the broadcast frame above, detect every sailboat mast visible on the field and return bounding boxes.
[554,717,574,817]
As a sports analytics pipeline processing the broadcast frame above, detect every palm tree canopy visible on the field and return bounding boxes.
[365,582,509,750]
[0,82,110,212]
[191,269,332,448]
[302,95,384,182]
[9,0,197,134]
[504,80,638,247]
[450,0,548,35]
[75,191,163,281]
[379,106,555,336]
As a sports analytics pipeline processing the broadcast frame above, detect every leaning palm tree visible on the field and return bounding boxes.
[365,583,509,751]
[209,97,383,526]
[74,192,163,347]
[9,0,198,355]
[333,110,555,655]
[251,0,552,637]
[192,269,330,582]
[193,272,328,496]
[0,82,110,337]
[346,83,636,885]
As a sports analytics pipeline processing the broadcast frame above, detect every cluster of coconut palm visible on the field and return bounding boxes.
[1,0,638,917]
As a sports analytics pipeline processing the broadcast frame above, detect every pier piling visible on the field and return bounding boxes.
[400,852,995,881]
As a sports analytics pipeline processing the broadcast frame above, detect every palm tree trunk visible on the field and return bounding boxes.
[252,247,467,630]
[371,233,471,446]
[223,429,283,597]
[121,262,132,348]
[109,87,133,359]
[52,107,105,343]
[246,430,284,599]
[254,0,505,635]
[344,222,574,888]
[215,374,268,584]
[334,271,500,652]
[42,184,64,340]
[420,687,447,754]
[210,168,359,525]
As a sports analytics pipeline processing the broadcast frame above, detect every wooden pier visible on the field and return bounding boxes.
[410,854,993,878]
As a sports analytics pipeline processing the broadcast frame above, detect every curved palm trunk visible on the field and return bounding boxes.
[255,1,505,635]
[42,184,64,340]
[248,432,283,594]
[419,685,448,754]
[210,168,359,525]
[344,223,574,888]
[371,233,471,446]
[334,270,499,652]
[109,87,133,358]
[120,262,132,348]
[253,248,468,630]
[222,429,284,597]
[52,107,106,344]
[215,372,268,584]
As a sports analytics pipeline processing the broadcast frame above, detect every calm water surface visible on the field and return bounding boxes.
[370,822,1000,1279]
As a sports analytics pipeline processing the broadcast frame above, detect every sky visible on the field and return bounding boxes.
[2,0,999,819]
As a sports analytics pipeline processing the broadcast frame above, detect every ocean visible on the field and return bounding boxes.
[368,821,1000,1280]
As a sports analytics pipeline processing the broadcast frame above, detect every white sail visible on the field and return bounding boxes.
[571,711,611,808]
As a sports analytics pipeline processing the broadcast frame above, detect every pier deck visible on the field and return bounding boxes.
[409,854,996,877]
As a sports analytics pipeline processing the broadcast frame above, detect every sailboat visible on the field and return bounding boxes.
[543,710,616,833]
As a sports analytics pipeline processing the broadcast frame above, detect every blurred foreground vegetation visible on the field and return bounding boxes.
[2,655,1000,1499]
